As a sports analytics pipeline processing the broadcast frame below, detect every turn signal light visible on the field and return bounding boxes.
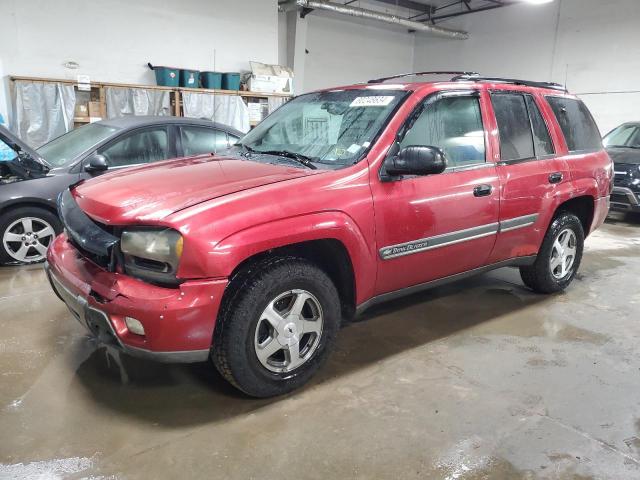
[125,316,145,336]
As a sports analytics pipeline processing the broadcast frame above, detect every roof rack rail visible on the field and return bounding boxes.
[367,71,480,84]
[452,74,567,92]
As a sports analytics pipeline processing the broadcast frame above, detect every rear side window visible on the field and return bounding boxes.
[546,97,602,152]
[491,93,534,161]
[181,126,229,156]
[525,96,554,157]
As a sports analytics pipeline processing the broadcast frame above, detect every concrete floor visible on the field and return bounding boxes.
[1,216,640,480]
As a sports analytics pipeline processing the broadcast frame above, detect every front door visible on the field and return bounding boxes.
[371,89,500,295]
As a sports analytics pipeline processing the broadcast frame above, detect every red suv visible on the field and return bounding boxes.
[46,73,612,397]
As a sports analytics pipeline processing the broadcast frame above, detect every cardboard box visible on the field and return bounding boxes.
[88,101,101,117]
[248,100,269,123]
[245,62,293,95]
[74,103,89,117]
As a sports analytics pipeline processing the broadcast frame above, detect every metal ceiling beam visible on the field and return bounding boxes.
[280,0,469,39]
[420,0,517,23]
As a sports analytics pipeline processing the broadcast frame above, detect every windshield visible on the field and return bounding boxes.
[603,124,640,149]
[37,123,119,167]
[239,89,407,169]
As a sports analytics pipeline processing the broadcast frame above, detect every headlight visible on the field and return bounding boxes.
[120,228,183,285]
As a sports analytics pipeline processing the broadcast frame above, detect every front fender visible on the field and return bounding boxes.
[179,211,377,304]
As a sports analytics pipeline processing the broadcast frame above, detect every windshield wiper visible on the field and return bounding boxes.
[253,149,318,170]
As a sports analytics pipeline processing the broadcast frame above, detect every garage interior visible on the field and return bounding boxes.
[1,0,640,479]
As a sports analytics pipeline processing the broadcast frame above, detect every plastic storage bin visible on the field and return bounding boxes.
[201,71,223,90]
[222,72,241,91]
[148,64,179,87]
[180,69,200,88]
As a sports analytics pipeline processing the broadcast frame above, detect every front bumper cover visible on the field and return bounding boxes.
[46,234,228,363]
[610,186,640,212]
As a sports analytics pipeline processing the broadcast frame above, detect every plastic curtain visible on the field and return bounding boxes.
[182,93,250,133]
[105,87,171,118]
[13,81,75,148]
[268,96,287,115]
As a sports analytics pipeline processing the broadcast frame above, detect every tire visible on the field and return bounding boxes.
[520,211,584,294]
[0,206,62,265]
[212,256,341,398]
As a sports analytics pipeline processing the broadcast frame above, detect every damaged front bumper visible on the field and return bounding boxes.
[45,234,228,363]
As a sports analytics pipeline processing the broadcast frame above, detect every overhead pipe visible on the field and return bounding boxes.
[278,0,469,40]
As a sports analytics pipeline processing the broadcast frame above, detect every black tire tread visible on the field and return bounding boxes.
[212,255,340,397]
[520,211,584,294]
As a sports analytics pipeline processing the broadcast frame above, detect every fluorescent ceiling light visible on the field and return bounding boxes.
[523,0,554,4]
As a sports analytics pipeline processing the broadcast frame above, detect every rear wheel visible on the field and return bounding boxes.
[520,212,584,293]
[212,257,340,397]
[0,207,61,264]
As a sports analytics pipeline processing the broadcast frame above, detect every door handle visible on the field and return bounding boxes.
[549,172,563,184]
[473,184,493,197]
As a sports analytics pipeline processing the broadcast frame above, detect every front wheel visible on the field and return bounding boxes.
[212,257,341,397]
[0,207,62,264]
[520,212,584,294]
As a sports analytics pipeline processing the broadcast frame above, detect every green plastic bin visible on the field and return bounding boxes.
[180,69,200,88]
[148,63,179,87]
[222,72,241,91]
[201,71,223,90]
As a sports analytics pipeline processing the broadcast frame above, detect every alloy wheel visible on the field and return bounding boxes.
[254,289,324,373]
[2,217,56,263]
[549,228,577,280]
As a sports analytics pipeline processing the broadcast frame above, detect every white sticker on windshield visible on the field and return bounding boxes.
[347,144,362,154]
[349,96,395,107]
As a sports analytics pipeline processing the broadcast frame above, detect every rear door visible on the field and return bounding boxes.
[371,89,500,295]
[486,91,570,263]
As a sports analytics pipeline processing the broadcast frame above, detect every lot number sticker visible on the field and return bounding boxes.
[350,96,395,107]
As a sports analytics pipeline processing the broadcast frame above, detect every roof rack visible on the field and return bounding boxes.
[367,71,480,84]
[452,74,567,92]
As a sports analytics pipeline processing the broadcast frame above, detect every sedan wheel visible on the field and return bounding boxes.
[3,217,56,263]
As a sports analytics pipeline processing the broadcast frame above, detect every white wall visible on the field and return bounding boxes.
[302,12,414,92]
[412,0,640,134]
[0,0,278,124]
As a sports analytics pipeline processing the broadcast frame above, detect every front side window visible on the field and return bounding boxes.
[400,95,485,167]
[603,124,640,149]
[492,93,535,161]
[546,97,602,152]
[239,89,407,169]
[181,126,229,156]
[98,128,168,167]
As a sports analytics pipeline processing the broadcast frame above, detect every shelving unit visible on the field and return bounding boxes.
[10,76,292,128]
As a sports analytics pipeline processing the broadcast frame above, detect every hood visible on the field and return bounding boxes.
[72,155,321,224]
[606,147,640,165]
[0,125,50,168]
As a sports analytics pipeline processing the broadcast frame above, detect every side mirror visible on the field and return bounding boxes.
[84,154,108,173]
[385,146,447,177]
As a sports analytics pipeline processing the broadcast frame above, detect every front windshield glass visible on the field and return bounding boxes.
[603,124,640,148]
[239,89,407,168]
[37,123,119,167]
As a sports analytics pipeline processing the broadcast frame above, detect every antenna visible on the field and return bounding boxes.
[213,48,217,155]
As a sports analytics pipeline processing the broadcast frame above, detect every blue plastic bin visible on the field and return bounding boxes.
[222,72,241,91]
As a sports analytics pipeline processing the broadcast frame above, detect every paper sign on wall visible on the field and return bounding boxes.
[349,96,395,107]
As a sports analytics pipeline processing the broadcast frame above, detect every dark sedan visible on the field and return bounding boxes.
[0,117,242,264]
[603,122,640,214]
